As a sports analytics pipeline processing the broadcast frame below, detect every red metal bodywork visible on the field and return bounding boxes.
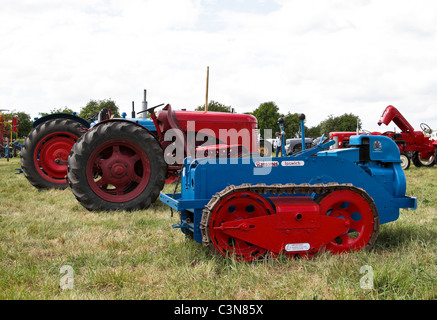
[1,114,16,144]
[330,105,436,159]
[377,105,435,158]
[146,104,258,180]
[378,105,415,132]
[329,131,364,149]
[209,190,376,261]
[1,114,19,154]
[154,104,258,158]
[216,196,349,256]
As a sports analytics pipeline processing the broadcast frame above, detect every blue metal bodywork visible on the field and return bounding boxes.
[160,135,417,244]
[90,117,156,131]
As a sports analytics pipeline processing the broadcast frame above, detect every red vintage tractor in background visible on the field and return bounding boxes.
[0,111,20,159]
[330,105,437,170]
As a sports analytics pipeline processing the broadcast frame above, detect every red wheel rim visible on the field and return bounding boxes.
[318,190,375,254]
[209,191,275,261]
[87,140,151,202]
[34,131,78,183]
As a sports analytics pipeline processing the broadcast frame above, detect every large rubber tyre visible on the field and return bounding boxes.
[400,152,410,170]
[20,118,84,189]
[411,151,435,168]
[67,121,167,211]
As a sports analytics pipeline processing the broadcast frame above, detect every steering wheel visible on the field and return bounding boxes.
[420,123,432,134]
[137,103,165,115]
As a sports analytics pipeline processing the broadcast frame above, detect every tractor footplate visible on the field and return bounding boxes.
[200,183,379,261]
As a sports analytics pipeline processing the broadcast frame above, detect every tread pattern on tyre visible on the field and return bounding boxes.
[20,118,83,190]
[411,150,435,168]
[67,121,167,211]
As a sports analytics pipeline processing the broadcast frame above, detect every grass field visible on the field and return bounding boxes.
[0,157,435,300]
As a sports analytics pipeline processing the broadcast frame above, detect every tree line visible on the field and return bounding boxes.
[197,101,361,139]
[5,99,360,139]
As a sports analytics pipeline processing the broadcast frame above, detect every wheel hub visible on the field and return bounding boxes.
[35,132,77,180]
[87,141,151,202]
[40,140,71,169]
[103,156,131,181]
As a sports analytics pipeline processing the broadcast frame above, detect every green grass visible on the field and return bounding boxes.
[0,158,435,300]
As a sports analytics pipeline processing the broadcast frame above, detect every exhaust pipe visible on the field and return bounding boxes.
[141,89,148,118]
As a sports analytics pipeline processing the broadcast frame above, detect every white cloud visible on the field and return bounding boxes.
[1,0,437,133]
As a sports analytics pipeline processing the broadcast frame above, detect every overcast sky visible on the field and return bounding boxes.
[1,0,437,132]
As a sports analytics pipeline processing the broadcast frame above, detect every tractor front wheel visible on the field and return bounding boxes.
[67,121,167,211]
[400,152,410,170]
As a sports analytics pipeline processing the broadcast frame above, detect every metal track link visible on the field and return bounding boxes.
[200,182,380,257]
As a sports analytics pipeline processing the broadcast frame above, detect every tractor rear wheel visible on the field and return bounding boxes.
[67,121,167,211]
[20,118,83,189]
[411,151,435,167]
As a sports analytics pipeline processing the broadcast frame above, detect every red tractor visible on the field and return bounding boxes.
[20,91,259,204]
[330,105,437,170]
[67,103,259,211]
[19,90,259,212]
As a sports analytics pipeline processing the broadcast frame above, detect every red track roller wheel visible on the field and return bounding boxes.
[318,190,378,254]
[208,191,275,262]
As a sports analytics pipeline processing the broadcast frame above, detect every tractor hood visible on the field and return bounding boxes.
[174,110,257,129]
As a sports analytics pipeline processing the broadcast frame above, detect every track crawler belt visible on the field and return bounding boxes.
[200,183,380,258]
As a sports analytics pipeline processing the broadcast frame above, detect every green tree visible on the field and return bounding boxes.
[79,99,120,121]
[319,113,361,136]
[282,112,301,138]
[195,100,233,113]
[252,102,283,138]
[306,124,322,138]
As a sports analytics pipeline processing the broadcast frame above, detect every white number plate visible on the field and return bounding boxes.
[285,243,310,252]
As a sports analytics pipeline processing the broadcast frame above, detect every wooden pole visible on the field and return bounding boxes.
[205,66,209,111]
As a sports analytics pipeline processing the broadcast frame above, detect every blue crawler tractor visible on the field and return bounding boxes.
[161,115,417,261]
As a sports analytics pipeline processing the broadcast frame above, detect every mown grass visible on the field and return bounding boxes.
[0,158,435,300]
